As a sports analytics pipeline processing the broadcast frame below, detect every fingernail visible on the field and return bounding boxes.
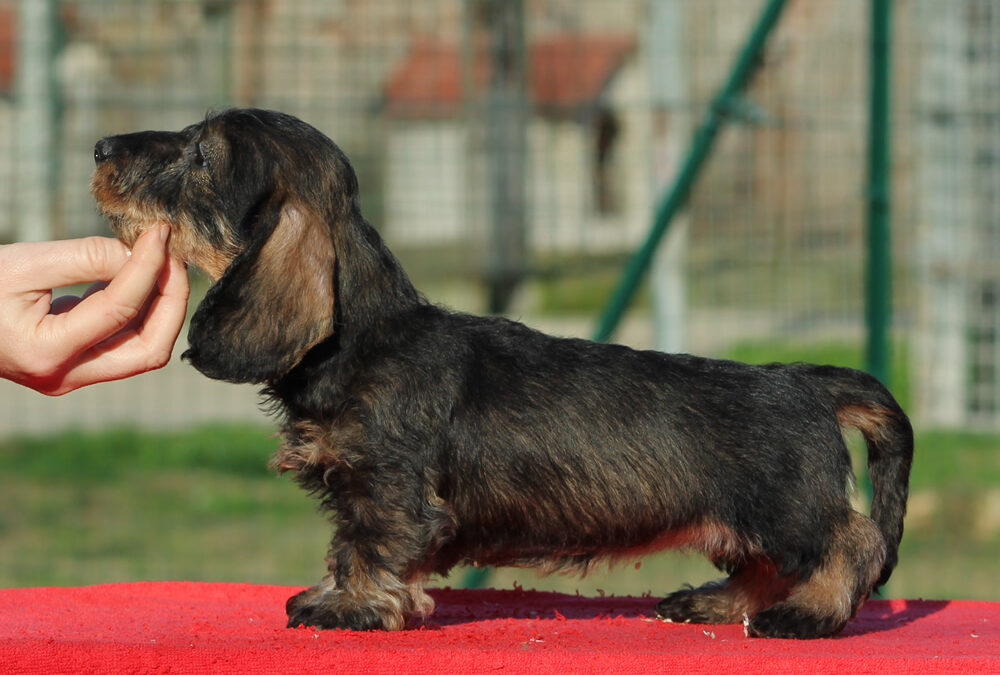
[159,224,170,242]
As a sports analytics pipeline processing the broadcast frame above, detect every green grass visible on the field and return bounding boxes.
[0,425,329,588]
[0,426,277,482]
[906,431,1000,490]
[534,259,652,316]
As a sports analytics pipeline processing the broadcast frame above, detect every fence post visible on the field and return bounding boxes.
[860,0,893,598]
[484,0,528,314]
[14,0,58,242]
[866,0,892,387]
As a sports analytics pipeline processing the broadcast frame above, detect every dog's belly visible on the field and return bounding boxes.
[437,516,748,575]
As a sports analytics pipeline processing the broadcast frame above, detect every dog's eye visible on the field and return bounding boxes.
[193,142,209,169]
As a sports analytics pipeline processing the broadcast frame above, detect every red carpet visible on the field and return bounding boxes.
[0,582,997,673]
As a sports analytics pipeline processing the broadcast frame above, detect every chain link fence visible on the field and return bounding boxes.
[0,0,998,432]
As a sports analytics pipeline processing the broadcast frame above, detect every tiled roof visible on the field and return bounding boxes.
[384,33,635,118]
[0,7,14,93]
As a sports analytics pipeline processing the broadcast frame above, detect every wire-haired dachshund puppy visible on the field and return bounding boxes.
[90,108,912,639]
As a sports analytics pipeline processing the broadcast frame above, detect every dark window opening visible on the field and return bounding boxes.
[593,108,620,216]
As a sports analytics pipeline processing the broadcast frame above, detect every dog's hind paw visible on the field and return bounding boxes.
[745,602,848,639]
[654,587,717,625]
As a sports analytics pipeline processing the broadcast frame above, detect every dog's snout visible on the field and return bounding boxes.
[94,138,118,165]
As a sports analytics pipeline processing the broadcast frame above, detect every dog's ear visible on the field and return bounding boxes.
[183,199,336,383]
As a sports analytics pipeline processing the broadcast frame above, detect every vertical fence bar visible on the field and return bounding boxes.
[593,0,788,343]
[863,0,892,596]
[14,0,58,241]
[866,0,892,386]
[485,0,528,314]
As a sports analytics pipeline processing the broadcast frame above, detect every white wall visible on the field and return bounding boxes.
[384,122,469,246]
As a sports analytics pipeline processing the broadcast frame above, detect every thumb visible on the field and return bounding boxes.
[39,226,171,355]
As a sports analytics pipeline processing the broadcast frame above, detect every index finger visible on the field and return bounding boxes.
[44,255,191,395]
[2,236,132,291]
[39,226,171,356]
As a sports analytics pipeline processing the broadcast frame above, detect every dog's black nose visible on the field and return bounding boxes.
[94,138,117,164]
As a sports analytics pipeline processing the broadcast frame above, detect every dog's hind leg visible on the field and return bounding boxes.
[655,556,793,626]
[746,510,886,638]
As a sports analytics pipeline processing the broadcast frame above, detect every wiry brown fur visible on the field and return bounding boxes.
[89,176,240,280]
[91,108,913,638]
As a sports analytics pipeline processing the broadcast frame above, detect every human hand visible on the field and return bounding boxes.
[0,225,190,395]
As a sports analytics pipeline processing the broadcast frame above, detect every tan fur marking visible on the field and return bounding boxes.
[337,559,414,631]
[837,404,895,444]
[408,577,435,620]
[268,418,364,475]
[256,203,335,321]
[90,166,240,279]
[722,559,796,619]
[655,556,795,625]
[623,519,759,563]
[168,220,238,279]
[287,564,425,631]
[533,519,760,578]
[270,422,334,474]
[783,551,855,620]
[782,511,885,621]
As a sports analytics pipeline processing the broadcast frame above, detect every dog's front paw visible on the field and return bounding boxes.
[285,585,324,617]
[285,587,387,631]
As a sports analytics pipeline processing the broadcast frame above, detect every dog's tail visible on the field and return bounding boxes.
[803,364,913,588]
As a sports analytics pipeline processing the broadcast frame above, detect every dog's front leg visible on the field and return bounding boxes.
[285,555,416,631]
[285,495,441,631]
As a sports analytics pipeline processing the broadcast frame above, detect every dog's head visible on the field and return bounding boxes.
[91,109,355,383]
